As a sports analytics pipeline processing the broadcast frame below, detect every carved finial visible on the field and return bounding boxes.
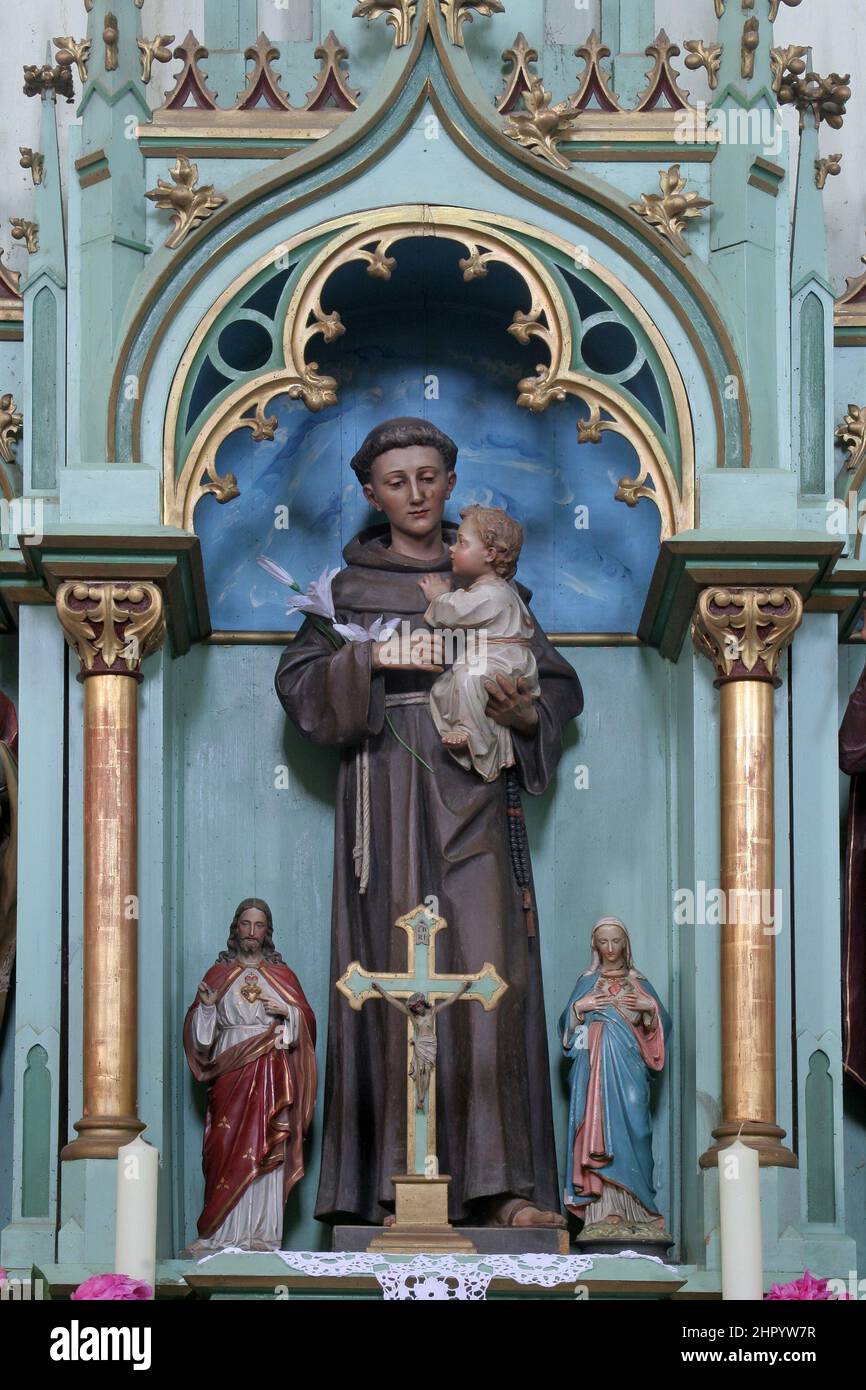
[233,33,292,111]
[636,30,691,113]
[304,32,360,112]
[629,165,712,258]
[53,36,91,84]
[138,34,174,85]
[569,30,622,113]
[497,32,539,115]
[683,39,723,91]
[837,405,866,475]
[145,156,226,249]
[352,2,417,49]
[815,152,842,190]
[19,148,45,185]
[23,61,76,102]
[10,218,39,255]
[0,395,23,466]
[441,1,505,49]
[778,67,852,129]
[503,77,579,172]
[160,32,218,111]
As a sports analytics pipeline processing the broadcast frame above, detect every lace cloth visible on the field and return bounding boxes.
[193,1249,679,1300]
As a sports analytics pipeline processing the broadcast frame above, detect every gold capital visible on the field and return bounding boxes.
[691,585,803,685]
[56,580,165,680]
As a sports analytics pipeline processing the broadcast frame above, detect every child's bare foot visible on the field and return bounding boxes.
[442,732,469,749]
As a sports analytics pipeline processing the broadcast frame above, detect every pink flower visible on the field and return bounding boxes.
[72,1273,153,1301]
[765,1270,851,1300]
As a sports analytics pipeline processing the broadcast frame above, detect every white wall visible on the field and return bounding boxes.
[0,1,863,289]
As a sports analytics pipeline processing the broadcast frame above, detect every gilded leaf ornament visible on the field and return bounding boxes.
[503,77,579,172]
[768,0,803,20]
[138,34,175,85]
[56,582,165,677]
[741,19,760,81]
[352,2,417,49]
[19,148,44,186]
[629,165,712,258]
[691,587,803,682]
[777,67,852,129]
[683,39,723,91]
[104,12,119,72]
[815,153,842,190]
[836,405,866,475]
[441,1,505,48]
[145,157,226,250]
[52,36,91,85]
[770,44,807,95]
[10,219,38,255]
[0,394,23,465]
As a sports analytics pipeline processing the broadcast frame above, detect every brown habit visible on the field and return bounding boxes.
[275,525,584,1223]
[840,661,866,1088]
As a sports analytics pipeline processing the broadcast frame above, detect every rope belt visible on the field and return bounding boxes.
[485,636,534,646]
[354,692,431,894]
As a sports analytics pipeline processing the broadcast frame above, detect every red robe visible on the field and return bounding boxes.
[183,960,317,1240]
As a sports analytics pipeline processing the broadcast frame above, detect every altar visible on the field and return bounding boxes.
[0,0,864,1305]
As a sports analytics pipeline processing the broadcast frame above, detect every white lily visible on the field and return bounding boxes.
[257,556,298,591]
[258,557,340,620]
[334,615,401,644]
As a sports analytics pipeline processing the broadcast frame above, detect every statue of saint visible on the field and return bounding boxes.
[275,417,583,1229]
[560,917,671,1237]
[183,898,317,1254]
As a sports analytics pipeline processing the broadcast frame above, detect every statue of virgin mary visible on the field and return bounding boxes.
[559,916,671,1239]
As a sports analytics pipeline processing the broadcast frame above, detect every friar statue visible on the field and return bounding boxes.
[183,898,317,1254]
[275,417,584,1229]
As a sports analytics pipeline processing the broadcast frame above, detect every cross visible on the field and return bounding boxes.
[336,902,507,1175]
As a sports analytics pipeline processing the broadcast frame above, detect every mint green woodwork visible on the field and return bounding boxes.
[799,293,827,496]
[806,1053,836,1223]
[600,0,656,108]
[22,91,66,495]
[21,1046,50,1218]
[29,289,58,491]
[0,608,64,1270]
[2,0,863,1289]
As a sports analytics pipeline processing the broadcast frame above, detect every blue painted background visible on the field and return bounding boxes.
[195,244,662,634]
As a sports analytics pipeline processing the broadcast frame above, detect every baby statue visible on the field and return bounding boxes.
[419,504,540,783]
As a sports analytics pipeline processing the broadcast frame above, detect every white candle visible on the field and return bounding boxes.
[719,1138,763,1300]
[115,1135,159,1297]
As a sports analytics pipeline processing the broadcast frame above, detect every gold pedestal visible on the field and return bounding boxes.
[367,1176,477,1253]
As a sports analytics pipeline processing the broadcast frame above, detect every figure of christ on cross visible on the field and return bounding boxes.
[337,903,507,1179]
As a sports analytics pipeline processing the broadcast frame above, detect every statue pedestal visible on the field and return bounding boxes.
[365,1175,476,1254]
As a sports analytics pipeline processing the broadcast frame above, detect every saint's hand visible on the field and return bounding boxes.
[262,995,291,1019]
[198,982,218,1008]
[572,991,606,1017]
[419,573,452,602]
[371,629,444,673]
[484,674,539,734]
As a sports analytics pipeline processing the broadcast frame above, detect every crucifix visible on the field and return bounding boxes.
[336,901,507,1251]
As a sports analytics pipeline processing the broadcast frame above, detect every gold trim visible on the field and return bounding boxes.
[109,23,748,474]
[203,629,643,646]
[164,206,695,541]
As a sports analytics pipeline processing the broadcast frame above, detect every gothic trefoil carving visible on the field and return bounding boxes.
[635,31,691,113]
[503,78,579,172]
[145,157,226,250]
[630,166,712,258]
[569,31,622,113]
[352,2,417,50]
[233,33,292,111]
[160,33,219,111]
[304,32,360,112]
[441,1,505,49]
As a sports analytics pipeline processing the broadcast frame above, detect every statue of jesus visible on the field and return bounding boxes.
[275,417,584,1229]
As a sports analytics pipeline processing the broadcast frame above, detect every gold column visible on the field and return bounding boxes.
[692,586,803,1169]
[56,581,165,1160]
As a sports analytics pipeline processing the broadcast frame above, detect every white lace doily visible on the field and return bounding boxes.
[194,1248,678,1300]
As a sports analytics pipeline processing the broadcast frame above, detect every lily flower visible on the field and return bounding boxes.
[334,615,401,644]
[258,557,340,621]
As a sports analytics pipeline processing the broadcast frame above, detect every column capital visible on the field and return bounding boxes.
[691,584,804,687]
[55,580,165,681]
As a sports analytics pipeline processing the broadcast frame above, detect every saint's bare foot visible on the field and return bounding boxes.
[492,1196,567,1229]
[442,732,469,749]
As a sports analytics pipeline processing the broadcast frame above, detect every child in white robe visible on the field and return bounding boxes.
[419,505,540,783]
